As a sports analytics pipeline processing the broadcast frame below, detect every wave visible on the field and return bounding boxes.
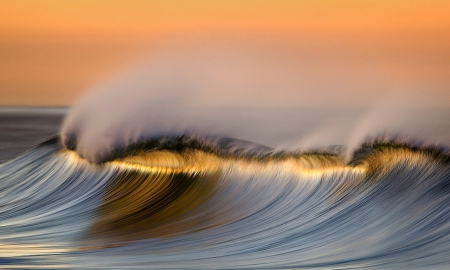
[3,42,450,268]
[1,136,450,269]
[59,42,450,163]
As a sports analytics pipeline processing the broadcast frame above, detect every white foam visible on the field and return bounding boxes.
[61,40,450,163]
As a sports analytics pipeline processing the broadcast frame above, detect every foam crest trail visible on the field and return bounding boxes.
[61,40,450,163]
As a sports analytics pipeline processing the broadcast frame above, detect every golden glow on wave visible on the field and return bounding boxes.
[109,150,222,176]
[65,149,367,246]
[65,148,366,180]
[116,150,367,181]
[83,151,221,245]
[64,145,439,247]
[353,146,440,178]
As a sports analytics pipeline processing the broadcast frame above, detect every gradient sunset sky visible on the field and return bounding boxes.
[0,0,449,106]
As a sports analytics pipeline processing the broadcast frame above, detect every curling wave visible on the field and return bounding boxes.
[4,41,450,269]
[1,136,450,269]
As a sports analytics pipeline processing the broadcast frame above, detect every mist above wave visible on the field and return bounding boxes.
[61,40,450,163]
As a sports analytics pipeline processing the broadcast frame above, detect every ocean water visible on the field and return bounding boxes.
[1,106,450,269]
[0,107,66,163]
[1,42,450,269]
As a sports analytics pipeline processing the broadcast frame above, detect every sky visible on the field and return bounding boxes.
[0,0,449,107]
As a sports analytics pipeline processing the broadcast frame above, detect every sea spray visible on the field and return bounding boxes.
[61,41,450,164]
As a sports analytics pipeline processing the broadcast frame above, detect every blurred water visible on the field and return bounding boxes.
[0,107,66,163]
[1,134,450,269]
[1,106,450,269]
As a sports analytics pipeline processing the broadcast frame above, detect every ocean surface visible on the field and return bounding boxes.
[0,107,66,163]
[1,107,450,269]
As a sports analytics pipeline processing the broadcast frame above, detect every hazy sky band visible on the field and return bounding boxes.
[0,0,449,106]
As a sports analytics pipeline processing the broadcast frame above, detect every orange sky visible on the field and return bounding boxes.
[0,0,449,106]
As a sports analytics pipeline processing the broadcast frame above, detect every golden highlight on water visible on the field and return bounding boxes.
[0,135,449,269]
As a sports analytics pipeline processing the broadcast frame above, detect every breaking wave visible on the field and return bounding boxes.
[2,42,450,269]
[1,136,450,269]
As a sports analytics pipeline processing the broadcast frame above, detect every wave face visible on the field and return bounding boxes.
[1,137,450,269]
